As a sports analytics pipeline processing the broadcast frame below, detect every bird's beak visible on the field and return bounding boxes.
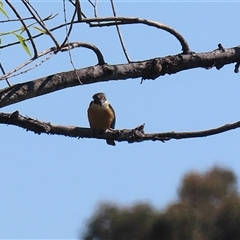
[99,99,105,107]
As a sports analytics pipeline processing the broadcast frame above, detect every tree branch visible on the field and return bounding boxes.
[0,41,105,80]
[1,111,240,144]
[75,0,82,21]
[0,62,11,86]
[109,0,131,63]
[0,17,190,53]
[0,44,239,108]
[86,17,190,53]
[88,0,98,18]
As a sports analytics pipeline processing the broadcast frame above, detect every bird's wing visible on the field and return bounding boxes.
[109,104,116,129]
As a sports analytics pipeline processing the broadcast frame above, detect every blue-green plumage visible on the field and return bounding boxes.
[88,93,116,146]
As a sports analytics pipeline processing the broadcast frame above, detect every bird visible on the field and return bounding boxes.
[87,92,116,146]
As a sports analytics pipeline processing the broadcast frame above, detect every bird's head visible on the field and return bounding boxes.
[92,92,108,107]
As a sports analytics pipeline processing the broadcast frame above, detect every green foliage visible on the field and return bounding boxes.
[12,33,31,56]
[0,1,9,19]
[0,12,57,53]
[82,167,240,240]
[179,167,237,206]
[0,1,8,45]
[214,197,240,240]
[83,203,157,240]
[32,26,47,34]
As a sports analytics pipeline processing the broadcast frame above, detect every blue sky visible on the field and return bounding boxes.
[1,1,240,239]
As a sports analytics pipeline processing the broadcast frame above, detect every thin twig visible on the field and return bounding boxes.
[23,0,44,25]
[60,0,82,84]
[0,63,11,86]
[88,0,98,18]
[1,17,190,53]
[0,13,58,38]
[60,42,105,65]
[0,16,34,23]
[3,52,55,80]
[69,0,87,19]
[0,41,105,80]
[22,0,59,48]
[6,0,38,57]
[110,0,131,63]
[88,0,95,8]
[0,47,55,80]
[94,0,98,18]
[58,0,77,50]
[85,17,191,53]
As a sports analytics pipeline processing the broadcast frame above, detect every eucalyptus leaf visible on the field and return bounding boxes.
[0,4,9,19]
[32,26,47,34]
[13,33,31,56]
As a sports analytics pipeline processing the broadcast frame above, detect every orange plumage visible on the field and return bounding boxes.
[88,93,116,146]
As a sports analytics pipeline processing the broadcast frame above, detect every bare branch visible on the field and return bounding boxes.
[86,17,191,53]
[0,41,105,81]
[58,0,77,49]
[1,111,240,144]
[110,0,131,63]
[69,0,87,19]
[88,0,98,18]
[75,0,82,21]
[0,44,239,108]
[60,0,82,84]
[1,17,190,54]
[0,63,11,86]
[4,52,55,80]
[60,42,105,65]
[0,16,34,23]
[0,66,10,87]
[0,46,55,80]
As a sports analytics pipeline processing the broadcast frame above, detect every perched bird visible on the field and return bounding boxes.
[87,92,116,146]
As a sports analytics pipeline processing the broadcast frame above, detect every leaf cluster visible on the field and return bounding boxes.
[0,1,57,56]
[82,167,240,240]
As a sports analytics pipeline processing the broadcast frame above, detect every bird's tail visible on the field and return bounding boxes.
[106,139,116,146]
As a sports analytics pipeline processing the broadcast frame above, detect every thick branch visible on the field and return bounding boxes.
[1,111,240,144]
[0,45,239,108]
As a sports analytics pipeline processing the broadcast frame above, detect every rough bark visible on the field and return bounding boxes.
[0,44,239,108]
[1,111,240,144]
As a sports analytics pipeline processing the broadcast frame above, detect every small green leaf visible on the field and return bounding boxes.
[42,13,58,21]
[32,26,47,34]
[13,33,31,56]
[20,26,27,35]
[0,5,9,19]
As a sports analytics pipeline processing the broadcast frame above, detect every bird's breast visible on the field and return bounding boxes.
[88,103,115,129]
